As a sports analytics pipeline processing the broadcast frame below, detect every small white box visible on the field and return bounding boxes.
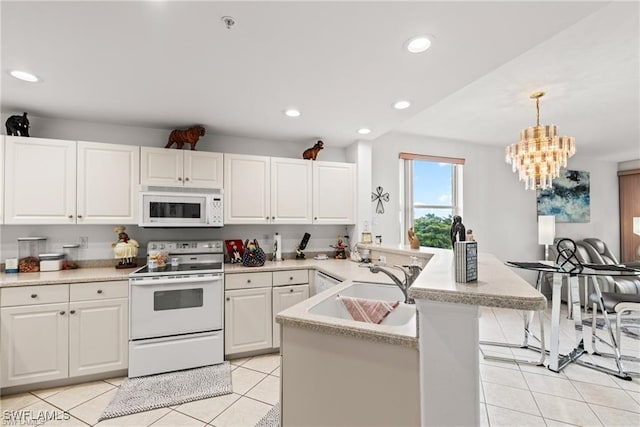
[39,253,65,272]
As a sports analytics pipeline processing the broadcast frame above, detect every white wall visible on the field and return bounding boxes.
[371,132,619,283]
[0,114,347,161]
[0,115,350,261]
[618,159,640,171]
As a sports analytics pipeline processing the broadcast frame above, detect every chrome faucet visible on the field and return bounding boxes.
[368,265,421,304]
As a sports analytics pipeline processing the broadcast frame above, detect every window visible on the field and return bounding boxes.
[400,153,463,249]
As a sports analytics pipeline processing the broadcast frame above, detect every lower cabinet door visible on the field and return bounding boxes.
[1,303,69,387]
[272,285,309,348]
[68,298,128,377]
[225,287,272,355]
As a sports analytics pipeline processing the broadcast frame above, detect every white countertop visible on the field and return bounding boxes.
[275,245,545,348]
[0,267,134,287]
[408,247,547,311]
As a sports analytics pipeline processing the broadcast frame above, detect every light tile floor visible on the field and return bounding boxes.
[1,305,639,426]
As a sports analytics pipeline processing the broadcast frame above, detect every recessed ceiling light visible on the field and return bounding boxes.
[10,70,39,82]
[405,36,432,53]
[393,100,411,110]
[357,128,371,135]
[284,109,301,118]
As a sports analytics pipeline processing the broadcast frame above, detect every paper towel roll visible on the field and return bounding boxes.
[274,233,282,261]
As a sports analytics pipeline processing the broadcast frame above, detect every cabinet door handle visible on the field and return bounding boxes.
[97,289,103,294]
[178,177,182,181]
[226,297,230,301]
[289,277,293,280]
[314,217,318,220]
[77,215,83,219]
[265,217,269,221]
[70,310,76,314]
[31,294,38,298]
[247,279,251,283]
[59,311,66,315]
[68,215,73,219]
[272,216,275,220]
[289,289,294,293]
[185,177,190,181]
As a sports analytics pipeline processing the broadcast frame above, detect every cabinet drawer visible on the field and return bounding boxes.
[70,281,128,301]
[273,270,309,287]
[1,284,69,307]
[225,272,272,290]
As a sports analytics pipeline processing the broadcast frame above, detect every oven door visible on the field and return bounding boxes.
[140,192,208,227]
[129,274,223,340]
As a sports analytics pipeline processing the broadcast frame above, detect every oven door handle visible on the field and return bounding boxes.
[130,275,222,286]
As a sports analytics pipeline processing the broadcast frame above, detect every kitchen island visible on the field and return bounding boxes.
[276,245,546,427]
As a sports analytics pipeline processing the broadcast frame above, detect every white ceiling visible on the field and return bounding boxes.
[2,1,638,161]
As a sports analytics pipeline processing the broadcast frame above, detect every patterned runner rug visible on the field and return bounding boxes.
[99,362,232,421]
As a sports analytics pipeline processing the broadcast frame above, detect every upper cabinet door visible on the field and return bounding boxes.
[224,153,271,224]
[184,151,223,188]
[140,146,183,187]
[271,157,312,224]
[77,141,140,224]
[4,136,77,224]
[313,161,356,224]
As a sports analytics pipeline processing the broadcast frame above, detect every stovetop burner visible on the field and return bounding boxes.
[130,240,225,278]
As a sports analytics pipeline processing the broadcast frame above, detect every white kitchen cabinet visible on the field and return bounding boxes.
[77,141,140,224]
[141,146,223,188]
[68,298,128,377]
[225,287,273,355]
[224,153,271,224]
[313,161,356,224]
[271,157,312,224]
[1,302,69,387]
[0,281,129,389]
[272,284,309,348]
[225,269,310,355]
[4,136,76,224]
[4,137,141,225]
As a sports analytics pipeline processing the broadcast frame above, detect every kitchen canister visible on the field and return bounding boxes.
[39,253,65,272]
[62,244,80,269]
[18,237,47,273]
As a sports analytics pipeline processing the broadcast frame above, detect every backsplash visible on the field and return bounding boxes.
[0,224,351,262]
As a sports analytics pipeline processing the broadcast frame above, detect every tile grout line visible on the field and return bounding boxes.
[483,403,546,423]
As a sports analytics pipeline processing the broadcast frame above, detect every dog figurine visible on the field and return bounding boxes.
[165,125,205,150]
[302,140,324,160]
[5,112,30,137]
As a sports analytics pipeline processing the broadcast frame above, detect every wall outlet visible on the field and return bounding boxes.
[80,236,89,249]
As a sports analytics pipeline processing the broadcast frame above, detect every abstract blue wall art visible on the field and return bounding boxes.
[537,170,590,223]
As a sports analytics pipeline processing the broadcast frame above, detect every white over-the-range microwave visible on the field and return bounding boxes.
[139,186,223,227]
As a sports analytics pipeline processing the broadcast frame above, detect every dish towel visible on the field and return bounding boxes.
[338,295,400,324]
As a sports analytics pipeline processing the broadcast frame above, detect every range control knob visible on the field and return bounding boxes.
[150,243,157,250]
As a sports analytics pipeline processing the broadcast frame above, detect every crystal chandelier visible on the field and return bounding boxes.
[505,91,576,190]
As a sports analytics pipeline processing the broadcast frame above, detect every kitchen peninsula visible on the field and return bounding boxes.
[277,245,546,426]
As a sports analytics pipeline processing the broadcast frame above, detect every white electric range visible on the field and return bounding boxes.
[128,240,224,377]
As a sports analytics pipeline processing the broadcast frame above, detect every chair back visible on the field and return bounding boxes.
[582,238,619,265]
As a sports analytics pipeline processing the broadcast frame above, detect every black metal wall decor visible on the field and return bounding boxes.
[371,186,389,214]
